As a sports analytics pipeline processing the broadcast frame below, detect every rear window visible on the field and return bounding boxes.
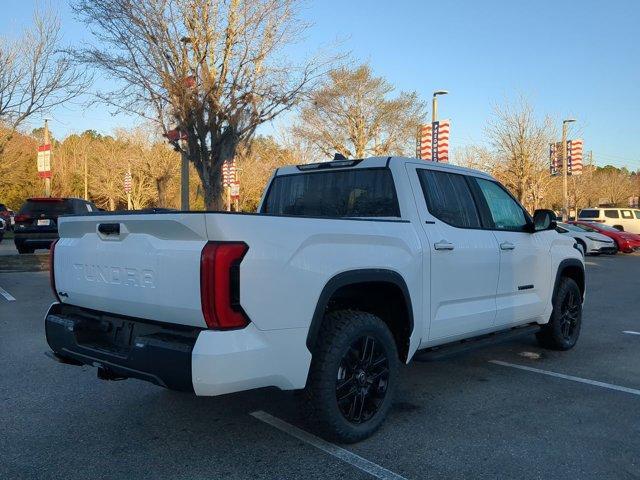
[262,168,400,218]
[604,209,619,219]
[578,209,599,219]
[19,200,74,216]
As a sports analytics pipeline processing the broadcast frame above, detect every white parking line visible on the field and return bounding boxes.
[623,331,640,336]
[250,411,408,480]
[0,286,16,301]
[490,360,640,396]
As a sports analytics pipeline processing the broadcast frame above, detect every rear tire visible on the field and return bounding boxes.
[304,310,399,443]
[537,277,582,350]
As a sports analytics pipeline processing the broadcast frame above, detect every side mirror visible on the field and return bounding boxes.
[533,209,557,232]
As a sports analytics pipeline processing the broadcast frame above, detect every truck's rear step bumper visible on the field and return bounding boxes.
[45,303,201,392]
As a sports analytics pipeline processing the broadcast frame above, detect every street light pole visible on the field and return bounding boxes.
[561,118,576,222]
[432,90,449,123]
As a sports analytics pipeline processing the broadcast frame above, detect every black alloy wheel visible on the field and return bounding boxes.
[336,335,390,424]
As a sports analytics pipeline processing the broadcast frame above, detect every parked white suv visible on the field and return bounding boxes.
[578,207,640,234]
[45,157,585,442]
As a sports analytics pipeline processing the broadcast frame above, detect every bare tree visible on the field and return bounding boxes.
[0,7,88,151]
[73,0,332,209]
[293,64,426,159]
[485,98,555,210]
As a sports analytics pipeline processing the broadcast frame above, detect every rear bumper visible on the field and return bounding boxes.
[45,303,199,392]
[45,303,312,396]
[15,232,58,249]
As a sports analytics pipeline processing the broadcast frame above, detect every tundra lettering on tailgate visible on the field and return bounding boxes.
[72,264,156,288]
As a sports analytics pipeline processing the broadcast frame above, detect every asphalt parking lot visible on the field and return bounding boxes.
[1,254,639,480]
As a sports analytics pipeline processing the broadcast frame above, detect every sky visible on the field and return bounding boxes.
[2,0,639,170]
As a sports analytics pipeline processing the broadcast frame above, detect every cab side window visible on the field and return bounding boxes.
[474,178,529,232]
[417,170,481,228]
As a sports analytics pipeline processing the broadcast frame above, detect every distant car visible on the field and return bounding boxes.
[556,222,617,255]
[0,217,5,242]
[0,203,12,231]
[578,207,640,234]
[14,197,98,254]
[570,221,640,254]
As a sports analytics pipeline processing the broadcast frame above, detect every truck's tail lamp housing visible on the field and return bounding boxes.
[50,239,61,303]
[200,242,250,330]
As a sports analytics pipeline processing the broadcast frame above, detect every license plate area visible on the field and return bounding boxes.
[76,317,138,357]
[37,219,51,226]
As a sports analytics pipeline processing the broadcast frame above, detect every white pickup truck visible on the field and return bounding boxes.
[46,157,585,442]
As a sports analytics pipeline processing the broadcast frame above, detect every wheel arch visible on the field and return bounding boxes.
[306,269,414,361]
[553,259,585,303]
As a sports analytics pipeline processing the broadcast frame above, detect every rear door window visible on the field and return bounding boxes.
[621,210,633,219]
[19,200,75,217]
[262,168,400,218]
[417,170,481,228]
[604,209,620,219]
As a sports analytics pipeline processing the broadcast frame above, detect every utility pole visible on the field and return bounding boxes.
[561,118,576,221]
[43,119,51,197]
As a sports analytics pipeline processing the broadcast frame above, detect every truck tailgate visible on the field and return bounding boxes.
[54,214,208,328]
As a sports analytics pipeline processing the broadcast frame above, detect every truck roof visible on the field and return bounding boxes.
[276,156,495,180]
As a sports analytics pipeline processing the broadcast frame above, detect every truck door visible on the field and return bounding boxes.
[407,164,499,341]
[470,177,552,326]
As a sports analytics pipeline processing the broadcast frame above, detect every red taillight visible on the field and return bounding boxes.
[15,214,31,223]
[200,241,250,330]
[50,239,61,302]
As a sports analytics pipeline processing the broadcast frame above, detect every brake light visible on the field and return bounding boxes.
[15,214,31,223]
[50,239,61,302]
[200,242,250,330]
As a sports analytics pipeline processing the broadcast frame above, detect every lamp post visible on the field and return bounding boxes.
[432,90,449,123]
[562,118,576,222]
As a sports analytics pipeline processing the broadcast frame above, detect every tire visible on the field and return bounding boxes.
[304,310,399,443]
[536,277,582,350]
[17,245,34,254]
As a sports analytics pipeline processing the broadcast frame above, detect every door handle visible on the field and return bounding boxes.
[500,241,515,250]
[434,240,455,251]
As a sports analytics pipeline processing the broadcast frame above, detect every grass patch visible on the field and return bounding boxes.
[2,230,14,240]
[0,253,49,272]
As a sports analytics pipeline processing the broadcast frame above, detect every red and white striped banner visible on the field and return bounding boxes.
[416,124,432,159]
[124,171,132,194]
[549,139,583,176]
[416,120,450,163]
[568,139,583,175]
[222,160,237,187]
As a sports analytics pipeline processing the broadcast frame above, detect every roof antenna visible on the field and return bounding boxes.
[333,153,347,161]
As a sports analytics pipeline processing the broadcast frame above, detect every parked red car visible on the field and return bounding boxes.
[570,221,640,253]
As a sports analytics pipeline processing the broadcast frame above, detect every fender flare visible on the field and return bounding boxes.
[305,269,414,351]
[553,258,585,303]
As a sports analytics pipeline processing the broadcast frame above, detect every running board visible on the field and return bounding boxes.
[413,324,541,362]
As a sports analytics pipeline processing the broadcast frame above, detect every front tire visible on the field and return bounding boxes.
[537,277,582,350]
[305,310,399,443]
